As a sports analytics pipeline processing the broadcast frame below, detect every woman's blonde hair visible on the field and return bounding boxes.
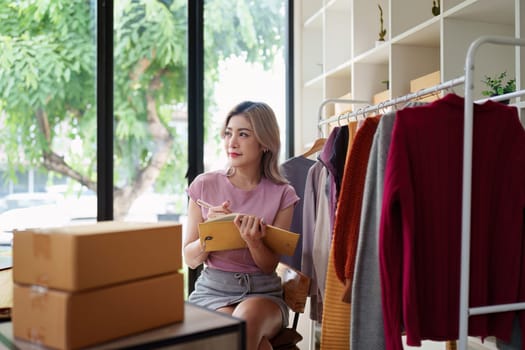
[221,101,288,184]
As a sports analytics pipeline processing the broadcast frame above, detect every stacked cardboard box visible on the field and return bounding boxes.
[334,93,353,116]
[12,221,184,350]
[410,70,441,102]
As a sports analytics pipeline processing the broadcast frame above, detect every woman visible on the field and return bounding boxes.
[184,101,299,350]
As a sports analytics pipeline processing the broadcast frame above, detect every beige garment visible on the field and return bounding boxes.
[320,239,350,349]
[312,167,330,302]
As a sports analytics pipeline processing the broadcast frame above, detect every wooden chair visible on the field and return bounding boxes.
[269,263,458,350]
[270,263,311,350]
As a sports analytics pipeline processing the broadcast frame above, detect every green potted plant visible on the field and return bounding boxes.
[481,71,516,104]
[432,0,440,16]
[377,4,387,42]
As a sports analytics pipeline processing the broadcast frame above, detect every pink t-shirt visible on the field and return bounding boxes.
[187,169,299,273]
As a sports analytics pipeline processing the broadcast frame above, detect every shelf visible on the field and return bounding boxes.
[325,61,352,79]
[353,0,388,56]
[373,89,390,104]
[445,0,515,26]
[391,0,437,37]
[444,0,465,12]
[391,17,440,46]
[302,1,323,23]
[326,0,352,12]
[302,21,324,83]
[304,75,324,89]
[324,7,352,72]
[304,9,323,29]
[353,43,389,65]
[295,0,522,158]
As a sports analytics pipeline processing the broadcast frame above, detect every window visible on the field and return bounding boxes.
[112,0,189,223]
[0,2,98,249]
[0,1,291,272]
[203,1,288,170]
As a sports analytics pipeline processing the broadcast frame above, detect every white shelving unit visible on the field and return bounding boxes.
[294,0,523,154]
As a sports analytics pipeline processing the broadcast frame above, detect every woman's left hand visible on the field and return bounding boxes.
[234,214,266,249]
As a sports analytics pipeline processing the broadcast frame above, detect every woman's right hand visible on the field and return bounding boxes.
[207,200,232,219]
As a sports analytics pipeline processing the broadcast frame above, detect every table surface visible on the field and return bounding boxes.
[0,246,11,270]
[0,302,246,349]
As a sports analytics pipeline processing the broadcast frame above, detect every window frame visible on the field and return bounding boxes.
[96,0,294,291]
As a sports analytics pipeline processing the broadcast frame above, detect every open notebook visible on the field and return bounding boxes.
[198,214,300,256]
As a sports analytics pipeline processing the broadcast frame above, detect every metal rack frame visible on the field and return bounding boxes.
[315,35,525,350]
[460,35,525,350]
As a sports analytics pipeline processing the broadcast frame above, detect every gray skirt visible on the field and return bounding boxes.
[188,267,289,327]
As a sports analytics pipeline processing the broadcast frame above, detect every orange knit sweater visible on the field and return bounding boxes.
[333,115,381,302]
[319,122,358,350]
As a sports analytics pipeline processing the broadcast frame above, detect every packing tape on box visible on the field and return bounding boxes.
[28,327,45,346]
[30,285,48,294]
[26,286,47,346]
[29,285,48,311]
[33,233,51,259]
[32,233,51,287]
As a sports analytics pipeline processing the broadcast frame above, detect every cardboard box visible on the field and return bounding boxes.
[373,89,390,104]
[13,272,184,350]
[410,70,440,92]
[410,70,441,102]
[13,221,182,291]
[334,92,353,115]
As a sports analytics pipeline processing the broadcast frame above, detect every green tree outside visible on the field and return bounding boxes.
[0,0,284,219]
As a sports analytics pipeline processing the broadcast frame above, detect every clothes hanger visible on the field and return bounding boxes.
[361,105,371,118]
[301,137,327,158]
[337,112,345,127]
[431,84,442,99]
[375,101,383,115]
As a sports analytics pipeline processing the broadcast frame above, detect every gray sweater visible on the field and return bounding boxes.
[350,111,394,350]
[351,102,426,350]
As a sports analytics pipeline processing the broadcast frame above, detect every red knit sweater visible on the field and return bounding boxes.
[380,94,525,350]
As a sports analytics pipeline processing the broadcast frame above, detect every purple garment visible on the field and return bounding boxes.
[187,169,299,273]
[318,126,349,231]
[280,156,315,270]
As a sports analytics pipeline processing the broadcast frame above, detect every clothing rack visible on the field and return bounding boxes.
[459,35,525,350]
[314,35,525,350]
[317,98,370,135]
[317,76,466,128]
[317,75,523,130]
